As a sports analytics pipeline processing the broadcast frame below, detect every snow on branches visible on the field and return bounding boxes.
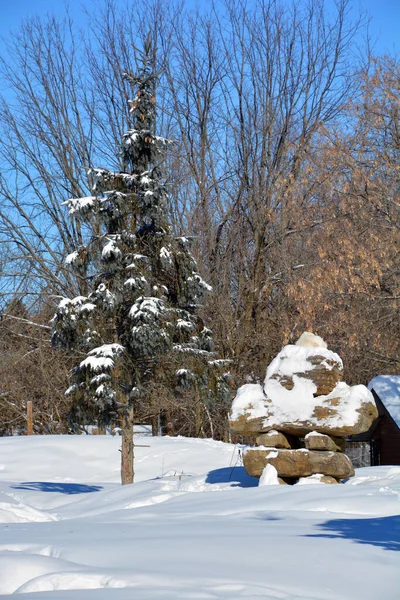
[62,196,96,216]
[80,344,124,373]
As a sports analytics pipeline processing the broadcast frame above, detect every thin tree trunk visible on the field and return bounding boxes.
[195,384,202,437]
[201,401,214,439]
[121,402,134,485]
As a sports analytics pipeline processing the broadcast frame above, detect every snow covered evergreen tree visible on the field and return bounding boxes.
[52,39,230,484]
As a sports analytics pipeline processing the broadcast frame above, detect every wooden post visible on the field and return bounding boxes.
[121,402,134,485]
[151,414,158,437]
[27,401,33,435]
[195,384,202,437]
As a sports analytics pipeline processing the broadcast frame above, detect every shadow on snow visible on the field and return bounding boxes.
[12,482,103,494]
[307,515,400,552]
[206,466,258,488]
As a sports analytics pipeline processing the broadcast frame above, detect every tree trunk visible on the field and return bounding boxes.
[121,402,134,485]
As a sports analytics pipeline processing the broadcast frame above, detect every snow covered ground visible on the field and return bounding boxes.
[0,435,399,599]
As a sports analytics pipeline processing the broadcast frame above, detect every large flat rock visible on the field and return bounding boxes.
[243,447,355,479]
[230,382,378,437]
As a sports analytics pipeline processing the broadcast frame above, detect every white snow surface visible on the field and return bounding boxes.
[0,435,399,599]
[369,375,400,428]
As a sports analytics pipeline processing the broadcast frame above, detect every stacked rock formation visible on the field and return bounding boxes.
[230,332,378,484]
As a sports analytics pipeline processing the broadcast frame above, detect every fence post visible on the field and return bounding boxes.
[27,401,33,435]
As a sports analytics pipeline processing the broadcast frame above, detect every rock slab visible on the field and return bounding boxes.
[304,432,342,452]
[243,447,355,479]
[256,431,291,449]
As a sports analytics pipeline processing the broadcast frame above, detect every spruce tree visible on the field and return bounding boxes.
[52,40,229,484]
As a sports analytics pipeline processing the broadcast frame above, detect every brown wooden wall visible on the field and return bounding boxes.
[373,395,400,466]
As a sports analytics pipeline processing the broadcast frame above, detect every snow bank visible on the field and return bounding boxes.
[0,436,398,600]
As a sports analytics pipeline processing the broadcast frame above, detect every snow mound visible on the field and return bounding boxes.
[259,464,279,486]
[0,498,56,524]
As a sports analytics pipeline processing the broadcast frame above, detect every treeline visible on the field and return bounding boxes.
[0,0,398,436]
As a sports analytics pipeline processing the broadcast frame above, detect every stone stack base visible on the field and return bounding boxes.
[244,431,354,484]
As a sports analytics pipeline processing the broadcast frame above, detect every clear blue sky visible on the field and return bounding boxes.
[0,0,398,55]
[353,0,400,54]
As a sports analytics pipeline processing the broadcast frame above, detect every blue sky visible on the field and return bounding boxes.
[354,0,400,54]
[0,0,398,55]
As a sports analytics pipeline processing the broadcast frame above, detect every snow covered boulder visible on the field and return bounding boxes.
[243,447,354,480]
[230,379,377,438]
[266,342,343,397]
[230,336,378,438]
